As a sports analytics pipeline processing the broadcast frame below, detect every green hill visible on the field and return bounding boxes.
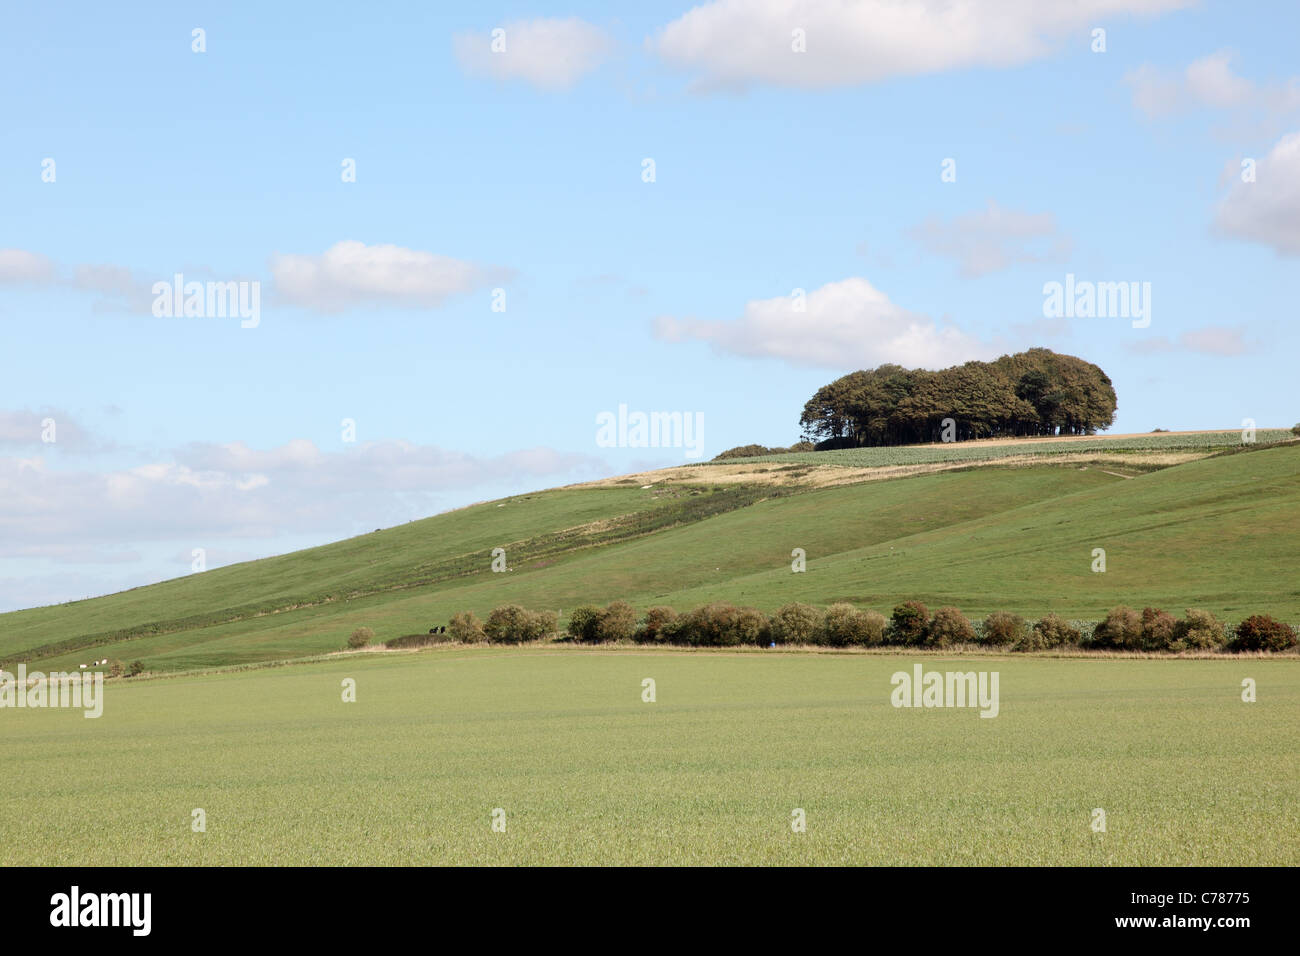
[4,440,1298,673]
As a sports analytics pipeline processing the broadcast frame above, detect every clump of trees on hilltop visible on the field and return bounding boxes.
[799,348,1118,447]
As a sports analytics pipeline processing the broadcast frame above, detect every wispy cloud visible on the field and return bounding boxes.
[0,251,212,315]
[1128,326,1251,356]
[907,201,1072,278]
[454,17,613,91]
[571,273,649,300]
[0,408,103,452]
[1126,50,1300,120]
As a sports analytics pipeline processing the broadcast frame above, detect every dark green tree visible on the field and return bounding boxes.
[800,348,1116,447]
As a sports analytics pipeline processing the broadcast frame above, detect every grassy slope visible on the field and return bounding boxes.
[1,487,665,651]
[2,648,1294,865]
[5,444,1299,672]
[663,444,1300,618]
[10,466,1115,671]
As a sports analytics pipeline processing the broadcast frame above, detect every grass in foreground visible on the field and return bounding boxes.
[2,647,1294,865]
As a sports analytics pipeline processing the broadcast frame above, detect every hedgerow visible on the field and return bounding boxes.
[420,602,1297,654]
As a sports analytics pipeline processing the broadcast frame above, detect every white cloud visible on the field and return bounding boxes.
[653,277,992,369]
[0,249,56,283]
[270,240,501,312]
[454,18,612,90]
[1126,50,1300,119]
[1214,132,1300,256]
[907,200,1071,278]
[651,0,1189,90]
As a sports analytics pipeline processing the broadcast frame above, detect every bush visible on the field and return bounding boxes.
[449,611,486,644]
[675,603,769,646]
[526,609,558,641]
[678,603,727,646]
[821,603,855,646]
[1089,606,1143,650]
[107,660,124,679]
[732,606,772,646]
[484,606,554,643]
[127,660,145,677]
[566,605,604,642]
[890,601,930,645]
[683,603,738,646]
[347,627,374,649]
[713,444,778,461]
[1173,609,1226,650]
[787,441,815,453]
[823,603,886,646]
[1292,423,1300,437]
[927,607,975,647]
[659,614,689,644]
[1020,613,1080,651]
[596,601,637,643]
[638,606,678,643]
[1139,607,1179,651]
[860,610,888,645]
[1229,615,1298,652]
[770,603,823,644]
[484,605,531,643]
[981,611,1027,647]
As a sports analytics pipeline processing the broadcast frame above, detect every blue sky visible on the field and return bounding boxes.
[2,0,1298,611]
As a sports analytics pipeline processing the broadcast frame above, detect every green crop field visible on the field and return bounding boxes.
[1,647,1294,865]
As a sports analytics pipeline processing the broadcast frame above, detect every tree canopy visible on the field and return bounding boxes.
[799,348,1117,447]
